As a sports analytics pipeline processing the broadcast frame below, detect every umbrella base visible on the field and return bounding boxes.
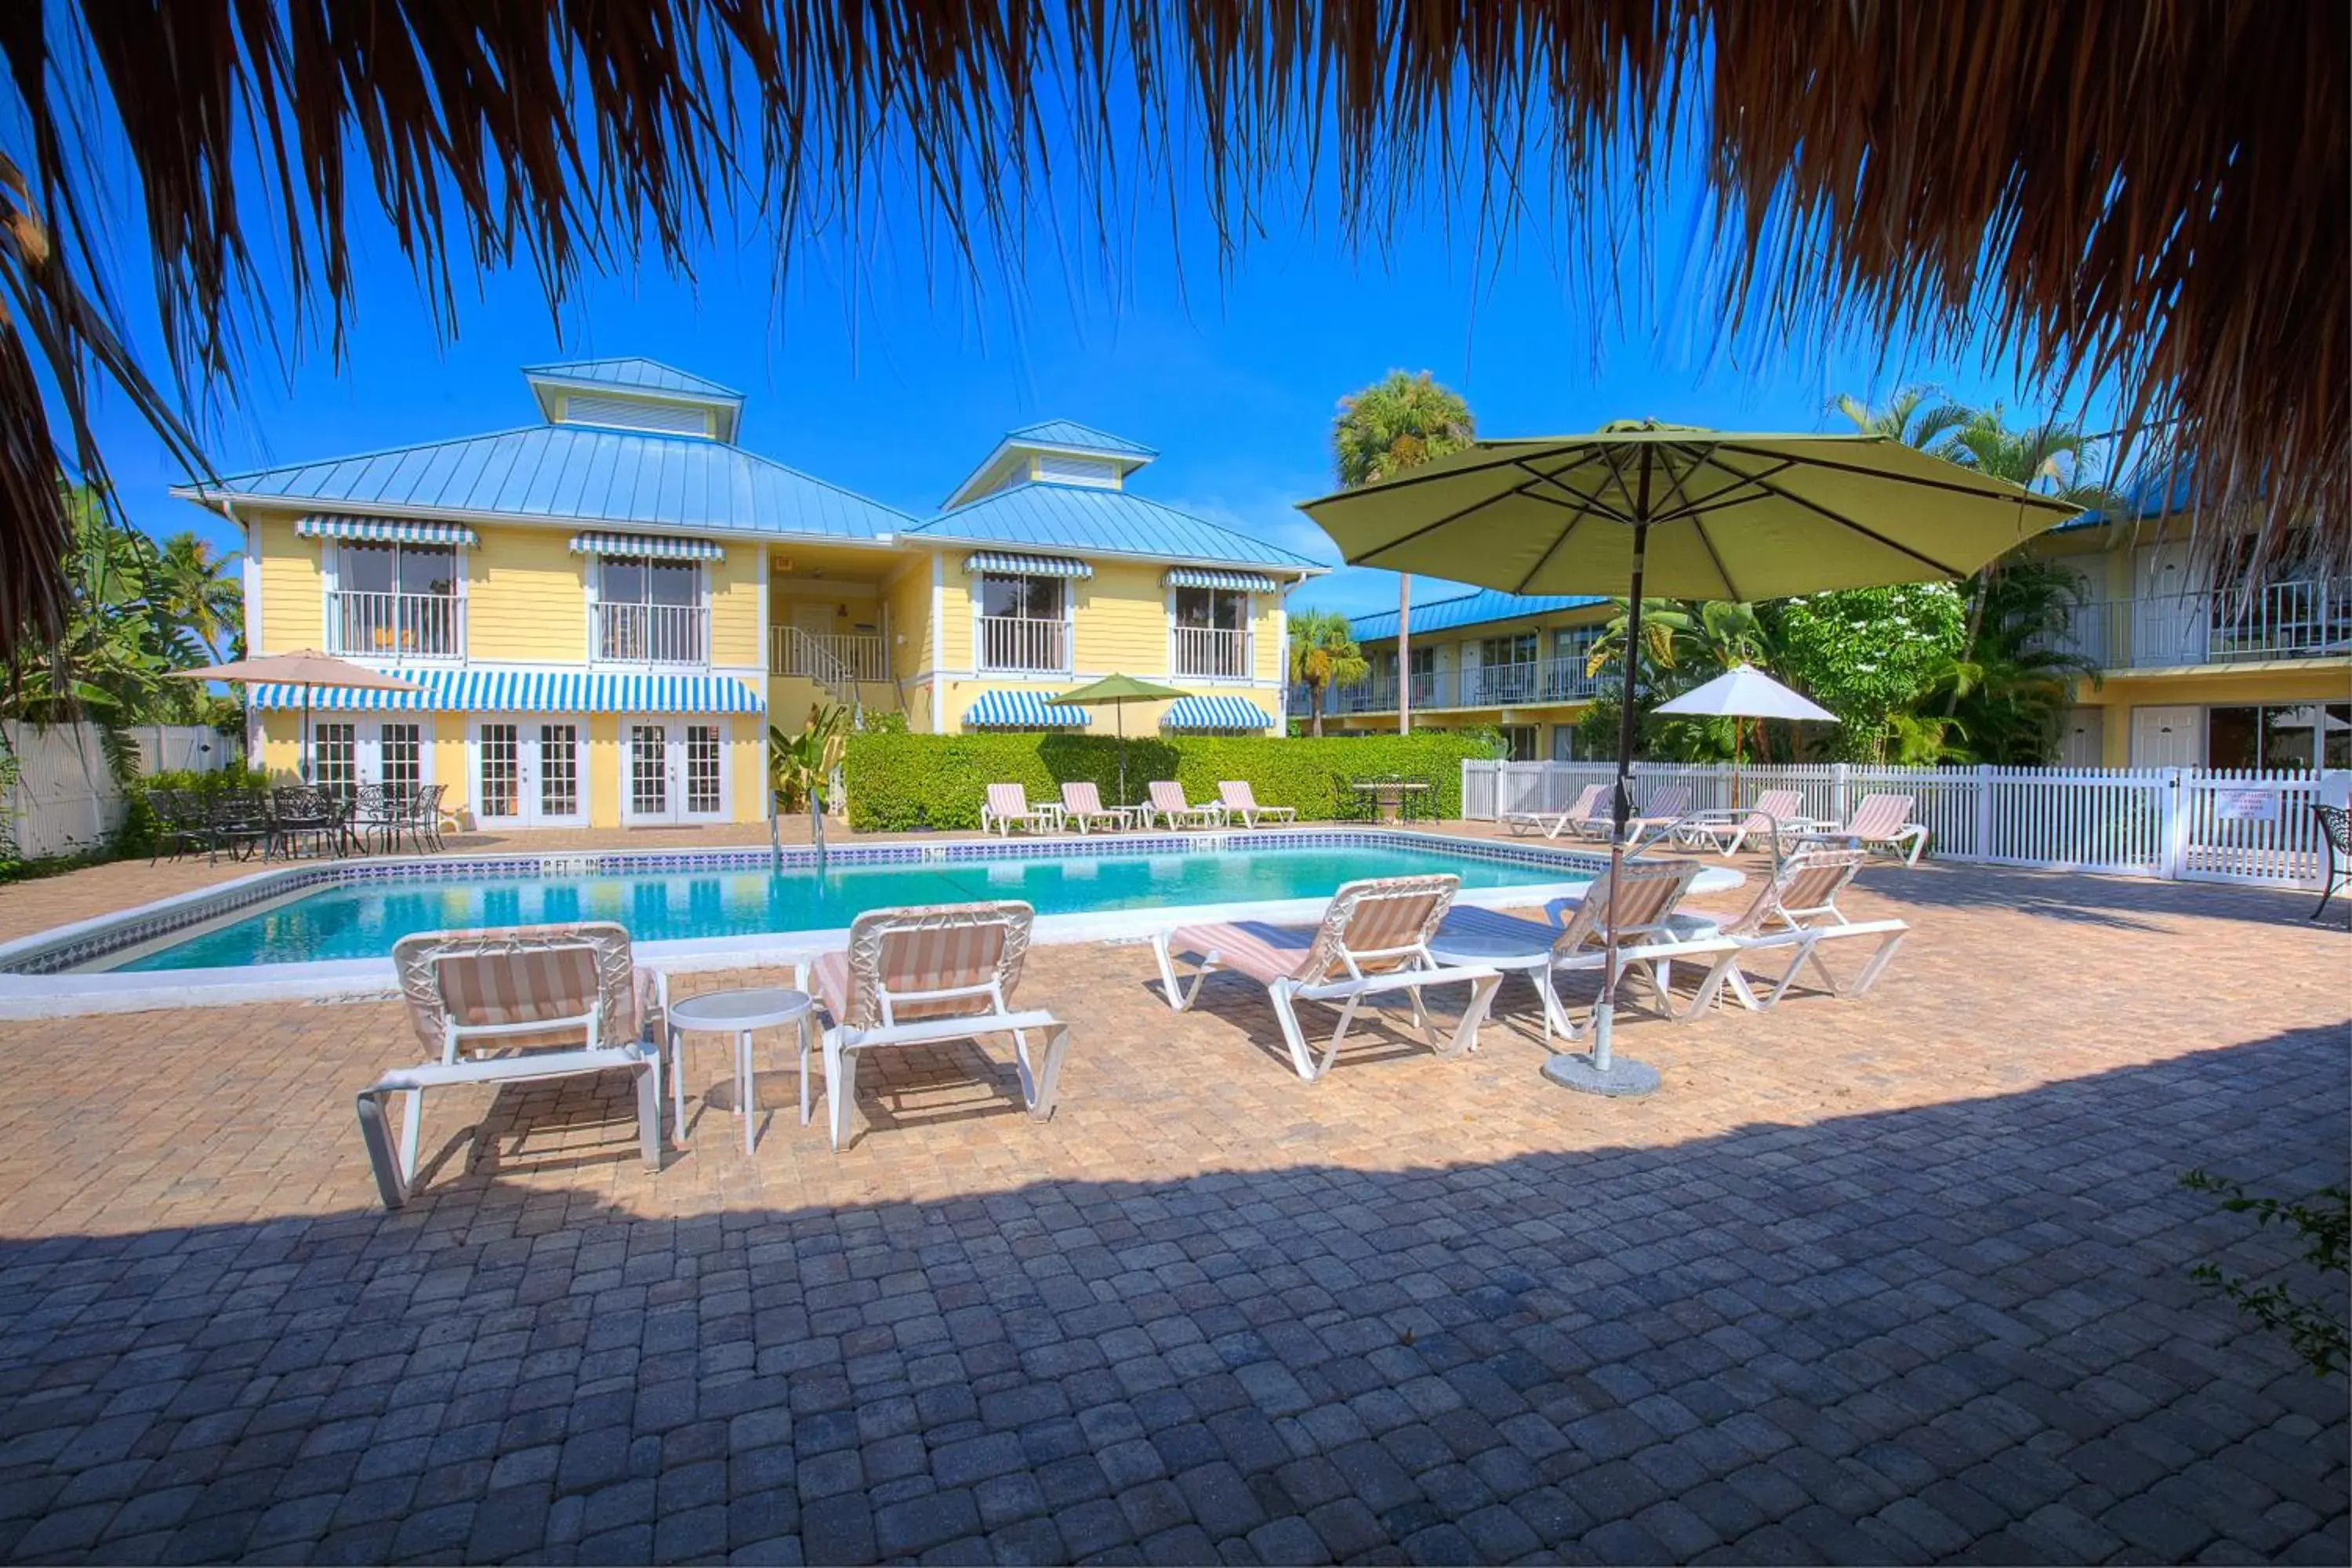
[1541,1051,1661,1098]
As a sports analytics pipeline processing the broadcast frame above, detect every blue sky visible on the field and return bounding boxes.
[82,147,2104,623]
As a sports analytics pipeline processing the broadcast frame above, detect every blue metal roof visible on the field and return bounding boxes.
[521,358,742,401]
[906,482,1322,572]
[2053,461,2195,532]
[1005,420,1156,458]
[179,423,915,542]
[1348,588,1607,642]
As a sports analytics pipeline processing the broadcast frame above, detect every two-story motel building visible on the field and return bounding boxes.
[1294,490,2349,771]
[175,358,1321,830]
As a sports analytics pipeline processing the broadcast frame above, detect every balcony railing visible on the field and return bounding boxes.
[2045,579,2350,669]
[594,601,709,666]
[1287,655,1608,716]
[327,590,463,659]
[1172,626,1252,680]
[978,615,1070,673]
[770,629,887,681]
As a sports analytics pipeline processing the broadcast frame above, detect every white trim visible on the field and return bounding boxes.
[929,554,946,732]
[169,488,918,555]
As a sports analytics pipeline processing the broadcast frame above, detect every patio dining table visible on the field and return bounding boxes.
[1351,777,1431,824]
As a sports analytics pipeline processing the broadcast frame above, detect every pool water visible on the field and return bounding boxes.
[111,840,1594,971]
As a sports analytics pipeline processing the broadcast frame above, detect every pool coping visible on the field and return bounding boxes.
[0,828,1744,1018]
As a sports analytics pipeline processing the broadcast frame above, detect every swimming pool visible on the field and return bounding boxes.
[0,829,1742,1015]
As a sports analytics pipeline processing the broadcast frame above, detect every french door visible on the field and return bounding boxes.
[471,717,589,828]
[622,720,728,826]
[310,719,430,802]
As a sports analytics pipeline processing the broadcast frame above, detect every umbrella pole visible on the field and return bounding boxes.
[1544,510,1662,1099]
[1117,705,1127,808]
[300,688,313,783]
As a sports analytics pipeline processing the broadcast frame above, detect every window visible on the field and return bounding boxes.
[978,573,1069,671]
[1173,586,1251,678]
[312,723,358,797]
[379,723,423,804]
[331,542,461,657]
[1550,627,1602,698]
[1478,633,1539,702]
[2207,702,2352,771]
[1498,724,1538,762]
[479,724,522,819]
[539,724,579,819]
[595,558,706,664]
[1481,632,1539,667]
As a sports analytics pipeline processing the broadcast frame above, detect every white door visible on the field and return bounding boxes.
[622,720,729,826]
[2129,705,2201,769]
[2057,707,2105,769]
[2130,544,2208,666]
[473,717,587,828]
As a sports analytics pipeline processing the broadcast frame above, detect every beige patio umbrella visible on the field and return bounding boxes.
[1300,422,2080,1098]
[170,650,423,782]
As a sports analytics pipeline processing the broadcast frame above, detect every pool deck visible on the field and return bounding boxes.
[0,834,2344,1563]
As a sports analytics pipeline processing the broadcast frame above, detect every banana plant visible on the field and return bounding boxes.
[769,703,851,873]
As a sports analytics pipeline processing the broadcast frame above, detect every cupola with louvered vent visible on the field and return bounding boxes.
[524,358,745,442]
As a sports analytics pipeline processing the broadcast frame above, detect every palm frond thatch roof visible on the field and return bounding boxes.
[2,0,2341,657]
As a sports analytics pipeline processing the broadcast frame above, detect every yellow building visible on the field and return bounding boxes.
[176,361,1322,830]
[1297,495,2349,770]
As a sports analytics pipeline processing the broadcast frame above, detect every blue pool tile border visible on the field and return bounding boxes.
[0,829,1613,977]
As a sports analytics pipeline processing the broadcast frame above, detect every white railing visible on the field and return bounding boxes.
[327,590,463,659]
[1172,626,1252,680]
[593,601,709,666]
[1461,759,2344,887]
[2053,579,2350,668]
[978,615,1069,673]
[770,629,887,681]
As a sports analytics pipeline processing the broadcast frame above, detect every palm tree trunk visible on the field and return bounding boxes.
[1308,684,1325,739]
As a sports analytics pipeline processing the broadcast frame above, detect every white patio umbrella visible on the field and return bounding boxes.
[1653,662,1835,779]
[169,650,422,781]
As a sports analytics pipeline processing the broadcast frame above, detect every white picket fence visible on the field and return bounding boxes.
[1461,759,2348,887]
[2,722,240,861]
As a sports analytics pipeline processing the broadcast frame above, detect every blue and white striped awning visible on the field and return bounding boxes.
[1161,695,1275,731]
[295,514,478,547]
[964,550,1093,580]
[964,689,1091,728]
[249,670,762,713]
[568,531,726,561]
[1164,568,1276,593]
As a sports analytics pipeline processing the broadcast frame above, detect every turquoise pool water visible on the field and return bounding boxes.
[110,840,1593,971]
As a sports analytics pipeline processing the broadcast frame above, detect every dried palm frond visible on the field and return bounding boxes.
[0,0,2341,660]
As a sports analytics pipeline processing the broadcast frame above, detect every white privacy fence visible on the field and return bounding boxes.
[1461,759,2347,887]
[2,723,240,860]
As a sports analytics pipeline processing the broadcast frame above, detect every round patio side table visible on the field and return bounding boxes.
[665,988,812,1155]
[1428,927,1566,1044]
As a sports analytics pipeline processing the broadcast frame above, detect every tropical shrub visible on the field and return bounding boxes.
[844,732,1495,831]
[114,766,268,858]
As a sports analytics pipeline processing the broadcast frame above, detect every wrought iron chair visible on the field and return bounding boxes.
[2313,804,2351,922]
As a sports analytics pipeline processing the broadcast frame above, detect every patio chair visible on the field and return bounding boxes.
[269,784,343,859]
[412,782,450,851]
[1623,782,1695,848]
[1151,874,1504,1081]
[2313,804,2352,921]
[1501,782,1608,840]
[808,901,1072,1151]
[980,782,1063,837]
[1218,780,1296,827]
[349,783,401,854]
[1144,779,1224,829]
[206,789,271,862]
[1059,781,1136,833]
[357,922,663,1208]
[1677,789,1820,857]
[1670,848,1911,1011]
[1795,792,1930,866]
[143,786,209,863]
[1436,859,1739,1038]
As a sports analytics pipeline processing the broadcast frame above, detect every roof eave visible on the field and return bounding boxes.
[941,437,1153,509]
[164,487,908,546]
[907,528,1324,575]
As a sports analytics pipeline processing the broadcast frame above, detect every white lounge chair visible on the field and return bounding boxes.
[1151,874,1503,1080]
[1677,789,1820,856]
[1144,779,1224,829]
[1674,848,1911,1011]
[809,901,1072,1151]
[1060,781,1136,833]
[980,782,1063,837]
[1218,780,1296,827]
[1795,792,1930,866]
[1435,858,1740,1038]
[1623,782,1695,848]
[358,922,662,1209]
[1501,782,1609,840]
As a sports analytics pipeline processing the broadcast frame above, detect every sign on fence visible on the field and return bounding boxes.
[1460,758,2345,889]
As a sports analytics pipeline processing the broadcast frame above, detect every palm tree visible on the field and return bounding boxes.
[1832,386,1973,452]
[1584,597,1782,760]
[1915,560,2102,764]
[1287,609,1370,739]
[151,531,245,663]
[1332,371,1475,734]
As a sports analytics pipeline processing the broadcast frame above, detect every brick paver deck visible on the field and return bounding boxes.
[0,851,2343,1563]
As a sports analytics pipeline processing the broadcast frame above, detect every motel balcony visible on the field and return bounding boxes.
[593,601,710,667]
[1288,656,1609,718]
[978,615,1073,675]
[325,590,465,661]
[2043,578,2352,670]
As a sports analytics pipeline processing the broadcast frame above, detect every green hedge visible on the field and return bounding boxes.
[844,732,1499,831]
[114,767,269,858]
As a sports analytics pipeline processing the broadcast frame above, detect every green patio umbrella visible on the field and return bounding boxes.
[1300,422,2080,1098]
[1056,673,1190,808]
